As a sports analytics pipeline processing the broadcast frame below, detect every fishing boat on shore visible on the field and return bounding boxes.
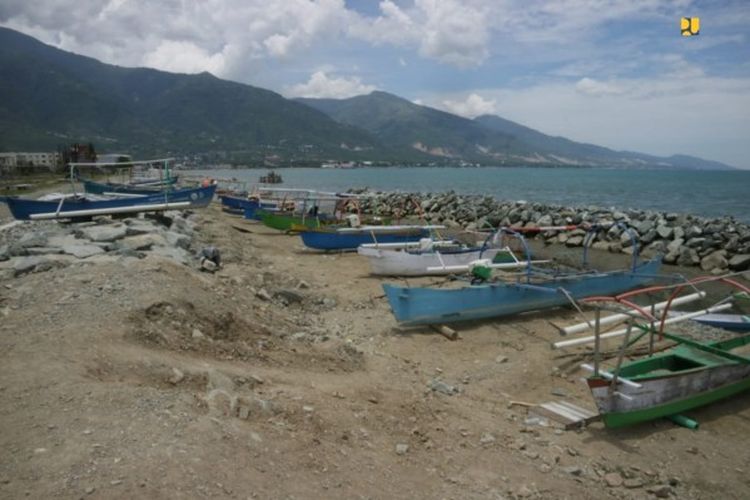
[550,275,750,428]
[383,226,667,325]
[357,229,549,276]
[588,331,750,428]
[82,177,179,196]
[299,224,444,251]
[1,184,216,220]
[0,158,215,220]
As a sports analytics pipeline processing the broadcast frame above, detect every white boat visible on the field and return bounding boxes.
[357,239,540,276]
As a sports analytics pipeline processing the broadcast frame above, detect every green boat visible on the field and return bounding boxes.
[587,331,750,428]
[258,210,325,232]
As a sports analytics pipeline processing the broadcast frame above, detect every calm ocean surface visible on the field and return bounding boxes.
[195,167,750,223]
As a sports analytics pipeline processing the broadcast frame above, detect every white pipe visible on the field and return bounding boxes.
[553,303,733,350]
[426,259,550,272]
[580,364,642,388]
[560,292,706,336]
[336,224,445,233]
[359,240,455,249]
[68,158,175,167]
[30,201,191,220]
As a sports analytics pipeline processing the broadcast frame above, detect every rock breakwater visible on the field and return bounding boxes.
[0,211,200,279]
[355,190,750,273]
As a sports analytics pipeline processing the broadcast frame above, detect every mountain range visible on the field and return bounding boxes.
[0,27,735,169]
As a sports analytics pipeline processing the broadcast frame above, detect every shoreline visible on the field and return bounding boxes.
[1,200,750,498]
[351,190,750,273]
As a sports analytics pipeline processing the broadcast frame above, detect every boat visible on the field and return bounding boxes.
[259,171,283,184]
[586,331,750,428]
[258,209,329,231]
[384,258,663,325]
[382,225,667,325]
[357,232,548,276]
[219,194,277,216]
[692,313,750,332]
[0,184,216,220]
[299,225,444,251]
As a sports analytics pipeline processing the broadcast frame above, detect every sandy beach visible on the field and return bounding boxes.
[1,199,749,500]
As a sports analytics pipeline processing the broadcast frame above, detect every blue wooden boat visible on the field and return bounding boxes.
[299,225,438,251]
[81,177,178,195]
[692,314,750,332]
[383,258,664,325]
[0,184,216,220]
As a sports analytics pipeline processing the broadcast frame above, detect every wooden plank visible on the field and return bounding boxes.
[533,400,600,429]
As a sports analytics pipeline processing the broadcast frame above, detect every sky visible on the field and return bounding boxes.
[1,0,748,167]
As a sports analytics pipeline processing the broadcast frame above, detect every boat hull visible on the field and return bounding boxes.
[588,335,750,427]
[692,314,750,332]
[259,211,323,231]
[383,259,663,325]
[301,228,430,251]
[1,185,216,220]
[359,246,505,275]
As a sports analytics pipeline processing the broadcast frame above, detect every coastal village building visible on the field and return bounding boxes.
[0,151,60,173]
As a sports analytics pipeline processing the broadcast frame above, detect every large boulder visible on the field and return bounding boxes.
[676,247,700,267]
[700,250,728,272]
[78,225,128,242]
[728,254,750,271]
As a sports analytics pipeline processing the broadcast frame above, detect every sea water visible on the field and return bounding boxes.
[194,167,750,223]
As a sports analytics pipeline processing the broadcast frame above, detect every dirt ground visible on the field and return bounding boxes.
[1,200,749,500]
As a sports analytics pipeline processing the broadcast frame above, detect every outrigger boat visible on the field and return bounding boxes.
[79,158,179,195]
[0,159,215,220]
[358,229,548,276]
[383,226,667,325]
[299,224,444,251]
[552,275,750,428]
[1,185,215,220]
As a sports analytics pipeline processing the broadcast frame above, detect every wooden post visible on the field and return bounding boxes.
[593,308,601,376]
[430,324,459,341]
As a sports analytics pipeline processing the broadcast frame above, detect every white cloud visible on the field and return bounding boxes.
[285,71,377,98]
[575,77,627,97]
[441,93,497,118]
[142,40,226,75]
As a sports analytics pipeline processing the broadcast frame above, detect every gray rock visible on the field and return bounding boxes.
[673,226,685,240]
[149,246,189,265]
[25,247,63,256]
[656,225,673,239]
[78,225,128,242]
[165,231,191,250]
[565,235,584,247]
[18,231,48,248]
[536,214,553,226]
[666,238,684,254]
[124,222,159,236]
[61,244,106,259]
[118,234,168,251]
[256,288,272,301]
[274,289,304,304]
[700,250,728,272]
[0,245,10,261]
[562,466,583,476]
[728,254,750,271]
[635,220,654,234]
[676,247,700,267]
[604,472,623,487]
[428,379,458,395]
[12,256,62,276]
[395,443,409,455]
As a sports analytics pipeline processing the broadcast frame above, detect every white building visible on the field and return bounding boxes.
[0,152,60,170]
